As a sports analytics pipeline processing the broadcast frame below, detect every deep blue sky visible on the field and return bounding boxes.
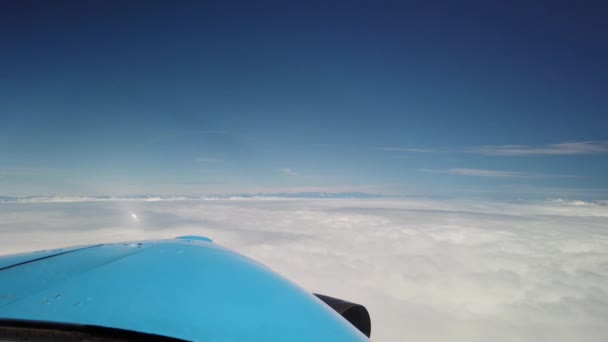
[1,1,607,198]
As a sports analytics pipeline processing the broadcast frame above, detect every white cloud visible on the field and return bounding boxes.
[473,141,608,156]
[550,198,600,206]
[1,197,608,341]
[378,147,434,153]
[421,168,532,178]
[280,167,298,176]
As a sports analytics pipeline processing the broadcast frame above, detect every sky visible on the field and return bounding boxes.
[2,4,608,340]
[2,196,608,341]
[0,1,607,198]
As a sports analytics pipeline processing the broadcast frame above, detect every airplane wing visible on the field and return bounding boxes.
[0,236,370,341]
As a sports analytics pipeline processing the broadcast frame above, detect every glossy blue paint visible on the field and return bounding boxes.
[175,235,213,243]
[0,238,368,341]
[0,245,98,270]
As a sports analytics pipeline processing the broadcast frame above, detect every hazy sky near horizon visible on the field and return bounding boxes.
[1,1,607,198]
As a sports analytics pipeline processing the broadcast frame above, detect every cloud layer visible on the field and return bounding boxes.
[1,197,608,341]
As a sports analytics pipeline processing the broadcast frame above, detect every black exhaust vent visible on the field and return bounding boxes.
[314,294,371,338]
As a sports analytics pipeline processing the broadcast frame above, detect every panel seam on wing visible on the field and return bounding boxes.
[0,245,104,272]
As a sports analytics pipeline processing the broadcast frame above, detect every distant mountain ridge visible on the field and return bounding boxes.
[0,192,387,203]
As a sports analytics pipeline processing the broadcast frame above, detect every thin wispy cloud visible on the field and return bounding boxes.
[379,141,608,157]
[420,168,571,178]
[473,141,608,156]
[196,158,223,163]
[421,168,530,178]
[378,147,434,153]
[280,168,298,176]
